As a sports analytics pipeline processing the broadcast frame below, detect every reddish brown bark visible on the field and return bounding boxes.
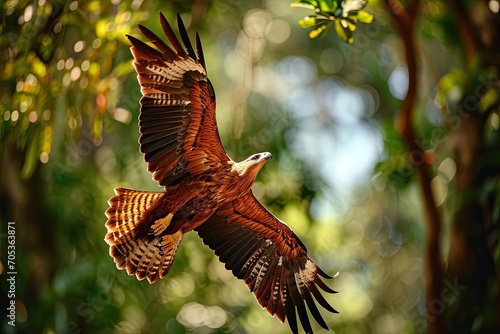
[384,1,445,333]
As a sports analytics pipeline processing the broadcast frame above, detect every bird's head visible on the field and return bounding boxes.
[245,152,272,166]
[234,152,272,179]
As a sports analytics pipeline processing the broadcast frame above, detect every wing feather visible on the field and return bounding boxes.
[140,133,178,154]
[177,13,197,60]
[306,296,328,330]
[196,193,338,334]
[127,13,230,188]
[128,35,164,61]
[283,269,299,334]
[137,24,175,56]
[225,237,259,270]
[141,122,184,136]
[195,32,207,71]
[218,231,250,261]
[159,13,187,57]
[231,243,261,279]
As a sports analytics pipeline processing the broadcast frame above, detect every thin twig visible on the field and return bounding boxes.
[447,0,479,64]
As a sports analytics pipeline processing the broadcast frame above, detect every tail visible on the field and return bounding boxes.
[104,187,183,283]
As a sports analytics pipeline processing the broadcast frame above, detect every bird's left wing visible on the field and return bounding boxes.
[196,192,338,334]
[127,13,230,187]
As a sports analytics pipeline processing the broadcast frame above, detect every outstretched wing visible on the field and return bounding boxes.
[127,13,230,187]
[196,193,338,334]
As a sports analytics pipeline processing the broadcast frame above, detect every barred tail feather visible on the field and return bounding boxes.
[105,187,163,245]
[104,187,183,283]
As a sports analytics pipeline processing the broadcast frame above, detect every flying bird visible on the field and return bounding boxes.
[104,13,338,334]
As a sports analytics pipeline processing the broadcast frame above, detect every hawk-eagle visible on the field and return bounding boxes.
[104,13,338,334]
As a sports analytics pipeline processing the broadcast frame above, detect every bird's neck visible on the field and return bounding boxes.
[224,161,260,195]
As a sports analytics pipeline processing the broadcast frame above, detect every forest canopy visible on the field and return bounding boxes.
[1,0,499,333]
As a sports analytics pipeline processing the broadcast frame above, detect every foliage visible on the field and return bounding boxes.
[0,0,140,181]
[0,0,499,334]
[291,0,373,42]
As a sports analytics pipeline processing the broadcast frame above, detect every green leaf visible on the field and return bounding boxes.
[355,10,373,23]
[21,136,39,179]
[290,3,316,10]
[320,0,336,12]
[96,19,108,39]
[341,18,357,31]
[309,25,327,38]
[291,0,319,9]
[335,19,353,43]
[112,61,134,76]
[479,89,500,113]
[299,16,317,28]
[435,69,466,107]
[331,0,339,12]
[440,70,466,92]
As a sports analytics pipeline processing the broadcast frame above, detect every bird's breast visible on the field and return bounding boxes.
[175,172,250,228]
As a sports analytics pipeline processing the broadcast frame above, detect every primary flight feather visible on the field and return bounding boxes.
[104,13,338,334]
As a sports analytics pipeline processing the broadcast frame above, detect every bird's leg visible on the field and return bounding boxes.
[157,230,183,256]
[148,213,174,236]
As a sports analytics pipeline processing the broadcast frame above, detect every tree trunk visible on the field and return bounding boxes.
[1,143,55,333]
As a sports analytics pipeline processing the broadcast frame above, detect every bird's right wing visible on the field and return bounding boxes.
[128,13,230,187]
[196,192,338,334]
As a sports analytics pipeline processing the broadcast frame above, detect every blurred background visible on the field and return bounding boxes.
[1,0,499,333]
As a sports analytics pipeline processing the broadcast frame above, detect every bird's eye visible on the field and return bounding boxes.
[252,154,260,161]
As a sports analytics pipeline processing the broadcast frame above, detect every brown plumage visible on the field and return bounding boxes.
[104,13,338,334]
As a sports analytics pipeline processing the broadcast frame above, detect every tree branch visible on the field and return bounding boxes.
[447,0,479,64]
[384,1,444,333]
